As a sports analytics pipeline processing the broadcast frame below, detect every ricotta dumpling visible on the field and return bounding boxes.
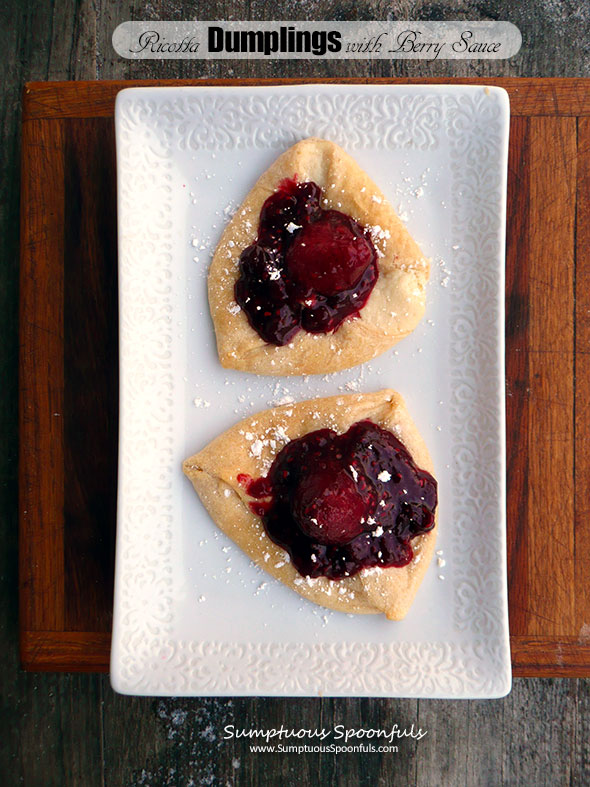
[208,138,429,376]
[183,390,438,620]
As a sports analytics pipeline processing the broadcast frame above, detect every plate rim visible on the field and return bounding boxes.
[111,82,511,698]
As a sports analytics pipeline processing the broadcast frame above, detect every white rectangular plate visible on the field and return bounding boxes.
[111,84,511,698]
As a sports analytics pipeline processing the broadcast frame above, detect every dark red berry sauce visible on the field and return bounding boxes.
[234,177,378,346]
[238,420,437,580]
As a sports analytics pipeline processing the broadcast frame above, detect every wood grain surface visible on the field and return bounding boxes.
[21,76,590,118]
[3,1,590,786]
[18,77,590,677]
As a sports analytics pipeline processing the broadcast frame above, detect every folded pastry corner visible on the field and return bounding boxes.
[208,139,429,375]
[183,389,437,619]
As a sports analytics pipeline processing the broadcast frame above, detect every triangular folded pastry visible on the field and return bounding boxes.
[208,138,429,376]
[183,390,437,620]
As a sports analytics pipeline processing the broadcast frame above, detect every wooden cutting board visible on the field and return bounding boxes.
[19,77,590,676]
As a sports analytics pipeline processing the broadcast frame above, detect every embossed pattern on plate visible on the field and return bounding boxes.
[111,85,511,698]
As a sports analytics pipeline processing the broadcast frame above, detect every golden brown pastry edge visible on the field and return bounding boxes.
[183,389,437,619]
[207,138,430,376]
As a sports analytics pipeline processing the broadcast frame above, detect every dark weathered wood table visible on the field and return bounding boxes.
[3,2,590,785]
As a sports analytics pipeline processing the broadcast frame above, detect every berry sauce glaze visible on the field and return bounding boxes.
[234,177,378,346]
[237,420,437,580]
